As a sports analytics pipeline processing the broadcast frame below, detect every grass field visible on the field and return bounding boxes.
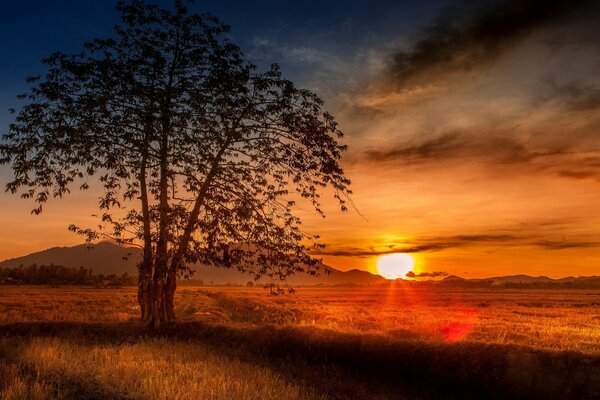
[0,284,598,399]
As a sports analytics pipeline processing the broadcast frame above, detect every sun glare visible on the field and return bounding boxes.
[376,253,415,280]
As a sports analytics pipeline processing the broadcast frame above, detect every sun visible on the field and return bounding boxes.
[376,253,415,280]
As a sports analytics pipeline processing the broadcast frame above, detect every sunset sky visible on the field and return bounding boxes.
[1,0,599,278]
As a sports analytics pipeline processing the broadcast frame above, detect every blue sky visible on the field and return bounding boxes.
[0,0,449,125]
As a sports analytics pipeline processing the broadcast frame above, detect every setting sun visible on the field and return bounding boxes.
[376,253,415,279]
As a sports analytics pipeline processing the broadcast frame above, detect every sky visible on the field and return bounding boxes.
[1,0,599,279]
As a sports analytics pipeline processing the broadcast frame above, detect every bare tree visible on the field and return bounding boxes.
[1,0,351,328]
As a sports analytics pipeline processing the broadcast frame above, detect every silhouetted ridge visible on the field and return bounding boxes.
[1,243,598,287]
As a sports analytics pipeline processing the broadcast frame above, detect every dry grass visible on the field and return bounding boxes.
[0,337,317,400]
[0,284,598,399]
[1,285,597,353]
[189,285,600,353]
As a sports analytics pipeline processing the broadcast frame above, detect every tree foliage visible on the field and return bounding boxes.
[0,264,134,286]
[1,0,351,327]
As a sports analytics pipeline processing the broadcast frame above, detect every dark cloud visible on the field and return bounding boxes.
[313,243,456,258]
[531,240,600,250]
[552,154,600,182]
[363,131,561,164]
[552,83,600,112]
[406,271,448,278]
[558,169,600,182]
[315,234,522,257]
[387,0,596,89]
[361,130,600,183]
[316,233,600,258]
[365,131,462,161]
[454,234,519,242]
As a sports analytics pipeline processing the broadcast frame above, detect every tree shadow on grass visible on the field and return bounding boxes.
[0,321,598,400]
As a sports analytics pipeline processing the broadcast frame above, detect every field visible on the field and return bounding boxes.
[0,284,598,399]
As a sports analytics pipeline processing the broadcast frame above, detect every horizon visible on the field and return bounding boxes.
[1,240,597,281]
[1,0,600,280]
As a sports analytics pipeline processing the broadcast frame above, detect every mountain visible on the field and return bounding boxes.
[438,273,600,288]
[484,275,555,283]
[441,275,465,282]
[2,243,597,287]
[0,242,139,276]
[0,242,385,286]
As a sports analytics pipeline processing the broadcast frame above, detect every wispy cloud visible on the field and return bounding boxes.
[362,131,558,164]
[312,243,455,258]
[551,83,600,112]
[315,233,600,258]
[358,127,600,183]
[531,240,600,250]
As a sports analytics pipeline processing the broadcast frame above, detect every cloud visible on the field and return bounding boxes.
[362,130,561,165]
[315,232,600,258]
[552,83,600,112]
[384,0,596,90]
[313,243,456,258]
[531,240,600,250]
[406,271,448,278]
[358,126,600,184]
[314,234,520,258]
[558,169,600,182]
[365,131,463,162]
[341,1,600,178]
[453,234,519,242]
[252,36,273,47]
[546,153,600,182]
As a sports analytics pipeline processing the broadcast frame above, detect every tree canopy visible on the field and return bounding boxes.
[1,0,351,327]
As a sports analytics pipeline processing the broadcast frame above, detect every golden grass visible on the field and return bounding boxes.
[0,284,598,399]
[1,337,315,400]
[1,285,597,353]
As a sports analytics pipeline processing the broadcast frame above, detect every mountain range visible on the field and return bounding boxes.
[0,242,598,287]
[0,242,385,286]
[437,274,600,288]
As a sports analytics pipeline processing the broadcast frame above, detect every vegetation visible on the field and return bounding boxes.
[1,0,351,327]
[0,285,598,399]
[0,264,135,286]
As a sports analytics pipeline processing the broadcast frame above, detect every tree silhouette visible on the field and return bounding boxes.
[1,0,351,328]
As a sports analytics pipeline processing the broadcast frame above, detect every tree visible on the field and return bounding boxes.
[1,0,351,328]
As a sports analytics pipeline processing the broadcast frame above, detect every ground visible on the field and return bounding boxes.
[0,284,598,399]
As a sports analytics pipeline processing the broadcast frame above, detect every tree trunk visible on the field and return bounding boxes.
[165,268,177,321]
[139,262,174,329]
[152,114,171,328]
[138,259,154,322]
[149,38,180,329]
[139,103,154,323]
[151,268,168,328]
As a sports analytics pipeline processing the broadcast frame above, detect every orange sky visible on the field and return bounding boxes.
[297,5,600,278]
[1,1,600,279]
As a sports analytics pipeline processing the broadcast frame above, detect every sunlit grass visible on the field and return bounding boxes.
[0,285,598,353]
[0,285,598,399]
[1,337,306,400]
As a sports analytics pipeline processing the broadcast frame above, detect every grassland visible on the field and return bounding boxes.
[0,284,598,399]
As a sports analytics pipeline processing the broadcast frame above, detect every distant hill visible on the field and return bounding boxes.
[485,275,555,283]
[439,273,600,289]
[0,242,385,286]
[0,242,139,276]
[441,275,465,282]
[1,243,598,287]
